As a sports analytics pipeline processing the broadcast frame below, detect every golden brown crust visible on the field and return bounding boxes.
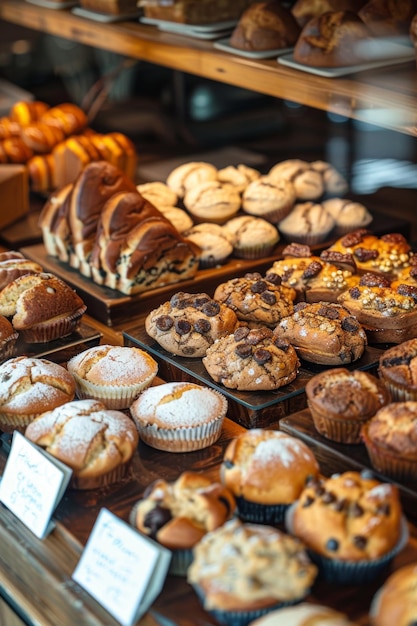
[358,0,417,37]
[370,562,417,626]
[291,471,403,560]
[291,0,366,27]
[274,301,367,365]
[213,271,296,327]
[9,100,50,126]
[230,1,301,51]
[293,10,373,68]
[378,339,417,393]
[139,0,255,24]
[363,401,417,459]
[221,429,319,504]
[24,398,138,485]
[0,356,76,420]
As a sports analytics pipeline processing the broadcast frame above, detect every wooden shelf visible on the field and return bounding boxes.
[1,0,417,136]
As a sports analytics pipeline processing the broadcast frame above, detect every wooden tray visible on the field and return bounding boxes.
[123,324,384,429]
[21,243,281,327]
[280,408,417,521]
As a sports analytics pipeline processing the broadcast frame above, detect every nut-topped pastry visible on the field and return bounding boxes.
[268,243,359,303]
[203,326,300,391]
[213,272,296,328]
[145,292,238,358]
[338,274,417,344]
[274,301,367,365]
[326,230,413,278]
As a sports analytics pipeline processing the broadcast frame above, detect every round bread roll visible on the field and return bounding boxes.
[230,1,301,51]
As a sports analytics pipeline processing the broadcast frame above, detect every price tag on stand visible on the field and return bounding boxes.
[0,431,72,539]
[72,508,171,626]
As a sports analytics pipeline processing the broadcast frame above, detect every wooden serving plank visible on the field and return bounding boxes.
[280,409,417,521]
[21,243,280,327]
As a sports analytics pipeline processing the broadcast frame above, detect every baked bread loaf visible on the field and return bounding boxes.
[24,398,139,489]
[293,10,374,68]
[361,401,417,481]
[67,344,158,409]
[337,276,417,344]
[89,188,201,293]
[358,0,417,37]
[129,381,228,452]
[229,1,301,51]
[138,0,254,24]
[145,291,238,357]
[220,429,319,523]
[268,243,359,303]
[0,272,86,343]
[27,153,56,192]
[370,562,417,626]
[0,356,76,432]
[213,271,296,328]
[305,367,390,443]
[203,325,300,391]
[274,301,367,365]
[289,471,403,561]
[325,229,413,278]
[291,0,366,28]
[131,471,236,550]
[187,518,317,613]
[9,100,50,126]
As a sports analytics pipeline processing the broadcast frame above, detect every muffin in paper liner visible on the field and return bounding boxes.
[361,422,417,482]
[70,370,157,411]
[233,239,278,261]
[0,331,18,362]
[134,415,224,453]
[0,411,41,434]
[67,345,158,410]
[130,382,228,452]
[310,411,370,445]
[235,496,289,526]
[69,457,133,491]
[19,306,86,343]
[192,584,300,626]
[285,503,409,585]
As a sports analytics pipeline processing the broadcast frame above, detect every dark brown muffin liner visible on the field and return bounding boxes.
[19,306,86,343]
[235,497,289,525]
[362,424,417,481]
[309,408,369,445]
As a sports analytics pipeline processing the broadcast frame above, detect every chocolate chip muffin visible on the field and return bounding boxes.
[213,271,296,328]
[130,471,235,575]
[288,471,405,583]
[145,292,238,357]
[202,326,299,391]
[274,301,367,365]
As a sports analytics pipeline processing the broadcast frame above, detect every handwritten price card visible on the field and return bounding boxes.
[72,508,171,626]
[0,431,72,539]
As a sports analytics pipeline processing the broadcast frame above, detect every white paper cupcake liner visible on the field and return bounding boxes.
[72,370,157,410]
[136,415,224,452]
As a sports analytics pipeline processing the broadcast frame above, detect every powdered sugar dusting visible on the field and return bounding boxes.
[253,435,311,468]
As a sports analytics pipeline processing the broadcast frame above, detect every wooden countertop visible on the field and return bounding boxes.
[1,0,417,136]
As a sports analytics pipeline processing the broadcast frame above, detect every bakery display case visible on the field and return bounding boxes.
[1,2,417,626]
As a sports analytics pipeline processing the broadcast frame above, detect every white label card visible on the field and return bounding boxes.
[72,508,171,626]
[0,431,72,539]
